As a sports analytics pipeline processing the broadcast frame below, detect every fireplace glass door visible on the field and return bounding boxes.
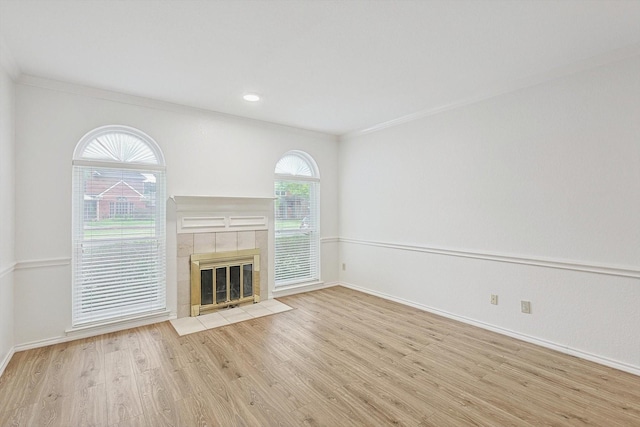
[199,262,254,307]
[191,249,260,316]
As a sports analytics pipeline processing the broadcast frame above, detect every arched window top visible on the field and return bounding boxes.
[274,150,320,285]
[275,151,318,179]
[74,125,165,166]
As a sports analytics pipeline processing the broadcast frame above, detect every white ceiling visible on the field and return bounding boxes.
[1,0,640,136]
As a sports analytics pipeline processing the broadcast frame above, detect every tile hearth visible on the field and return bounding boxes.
[169,299,292,336]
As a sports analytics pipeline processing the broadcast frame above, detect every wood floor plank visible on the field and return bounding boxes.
[2,286,639,426]
[227,375,299,426]
[0,403,34,427]
[501,354,640,421]
[125,327,159,375]
[104,350,143,425]
[490,363,638,426]
[508,341,640,405]
[38,342,77,403]
[109,414,148,427]
[181,363,261,426]
[176,395,227,427]
[72,336,106,392]
[135,367,181,421]
[66,383,108,427]
[0,345,52,413]
[335,380,426,426]
[103,331,129,354]
[290,398,363,427]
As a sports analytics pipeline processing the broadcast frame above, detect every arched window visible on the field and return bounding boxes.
[72,126,166,326]
[274,151,320,286]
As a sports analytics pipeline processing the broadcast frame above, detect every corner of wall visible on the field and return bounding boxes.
[0,268,16,378]
[0,344,15,378]
[0,34,20,81]
[0,51,16,379]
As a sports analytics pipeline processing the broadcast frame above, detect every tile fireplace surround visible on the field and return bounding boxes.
[173,196,273,319]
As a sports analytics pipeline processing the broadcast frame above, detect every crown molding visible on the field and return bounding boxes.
[342,44,640,139]
[16,74,337,139]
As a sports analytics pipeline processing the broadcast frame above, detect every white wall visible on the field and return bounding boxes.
[14,78,339,346]
[0,62,16,373]
[339,55,640,373]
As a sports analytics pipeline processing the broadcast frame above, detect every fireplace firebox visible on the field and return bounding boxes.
[190,249,260,316]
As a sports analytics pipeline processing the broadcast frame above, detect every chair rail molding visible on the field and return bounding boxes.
[15,257,71,270]
[340,238,640,279]
[0,262,16,279]
[320,236,340,244]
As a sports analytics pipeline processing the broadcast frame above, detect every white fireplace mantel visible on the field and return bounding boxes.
[171,195,274,234]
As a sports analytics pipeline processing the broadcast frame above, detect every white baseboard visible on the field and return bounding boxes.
[0,346,15,378]
[339,282,640,377]
[272,280,338,298]
[14,311,175,353]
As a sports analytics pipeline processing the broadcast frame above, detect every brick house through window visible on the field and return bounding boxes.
[83,169,156,221]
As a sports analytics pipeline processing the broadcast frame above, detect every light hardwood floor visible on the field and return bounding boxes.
[1,286,639,426]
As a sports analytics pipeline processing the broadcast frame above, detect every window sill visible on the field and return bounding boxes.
[272,280,335,298]
[65,310,173,339]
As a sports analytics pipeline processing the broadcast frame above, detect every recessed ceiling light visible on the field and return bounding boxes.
[243,93,261,102]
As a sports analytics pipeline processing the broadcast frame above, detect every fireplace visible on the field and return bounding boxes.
[172,196,273,319]
[190,249,260,316]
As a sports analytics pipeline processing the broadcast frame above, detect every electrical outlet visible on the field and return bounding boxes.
[521,300,531,314]
[342,263,346,271]
[490,294,498,305]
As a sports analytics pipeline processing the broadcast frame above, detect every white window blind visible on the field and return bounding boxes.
[274,152,320,286]
[72,127,166,326]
